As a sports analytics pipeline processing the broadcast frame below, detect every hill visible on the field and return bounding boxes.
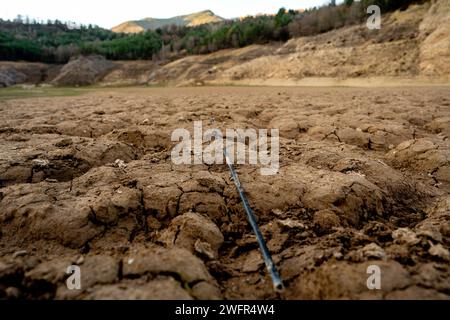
[143,0,450,86]
[2,0,449,87]
[111,10,224,33]
[1,1,426,64]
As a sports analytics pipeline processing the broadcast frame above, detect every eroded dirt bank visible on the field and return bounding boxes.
[0,86,449,299]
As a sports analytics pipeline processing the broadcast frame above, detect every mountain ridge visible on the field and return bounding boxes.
[111,10,224,33]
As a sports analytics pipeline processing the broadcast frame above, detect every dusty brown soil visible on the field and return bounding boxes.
[0,86,450,300]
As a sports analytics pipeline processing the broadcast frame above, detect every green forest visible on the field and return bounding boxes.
[0,0,423,64]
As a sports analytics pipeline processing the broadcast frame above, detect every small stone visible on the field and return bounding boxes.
[333,250,343,260]
[5,287,20,299]
[361,243,386,260]
[12,250,27,258]
[76,256,85,265]
[428,243,450,261]
[392,228,420,246]
[113,159,127,169]
[277,218,306,230]
[194,239,215,260]
[32,159,49,167]
[298,231,311,239]
[272,209,283,216]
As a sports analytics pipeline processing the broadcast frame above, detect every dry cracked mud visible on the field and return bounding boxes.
[0,86,449,300]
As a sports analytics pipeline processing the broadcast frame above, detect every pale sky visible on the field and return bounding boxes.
[1,0,334,29]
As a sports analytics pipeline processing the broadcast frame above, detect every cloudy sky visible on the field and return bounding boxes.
[1,0,335,29]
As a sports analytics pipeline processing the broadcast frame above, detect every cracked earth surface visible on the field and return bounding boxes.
[0,86,449,299]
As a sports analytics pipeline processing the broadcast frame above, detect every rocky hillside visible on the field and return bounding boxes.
[147,0,450,86]
[111,10,224,33]
[1,0,449,87]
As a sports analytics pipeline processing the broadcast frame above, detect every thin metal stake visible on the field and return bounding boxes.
[221,136,284,292]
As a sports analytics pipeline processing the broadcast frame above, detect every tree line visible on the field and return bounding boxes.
[0,0,425,64]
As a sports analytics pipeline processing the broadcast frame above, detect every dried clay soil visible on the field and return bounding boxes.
[1,86,450,300]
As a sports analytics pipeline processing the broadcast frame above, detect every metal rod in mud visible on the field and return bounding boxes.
[222,142,284,292]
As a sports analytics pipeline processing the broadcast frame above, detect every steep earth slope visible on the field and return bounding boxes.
[146,0,450,86]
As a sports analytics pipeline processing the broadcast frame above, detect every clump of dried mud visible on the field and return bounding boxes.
[0,86,449,300]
